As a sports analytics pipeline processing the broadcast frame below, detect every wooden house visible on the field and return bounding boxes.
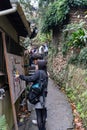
[0,0,31,130]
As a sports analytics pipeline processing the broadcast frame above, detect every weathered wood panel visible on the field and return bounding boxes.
[0,16,18,42]
[7,53,26,103]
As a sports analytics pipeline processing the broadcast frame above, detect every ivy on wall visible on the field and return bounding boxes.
[41,0,70,33]
[68,0,87,7]
[41,0,87,33]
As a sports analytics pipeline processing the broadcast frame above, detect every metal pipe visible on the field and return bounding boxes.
[0,4,17,16]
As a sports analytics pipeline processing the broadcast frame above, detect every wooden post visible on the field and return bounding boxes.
[2,32,18,130]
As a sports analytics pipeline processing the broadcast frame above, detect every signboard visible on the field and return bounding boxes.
[7,53,26,103]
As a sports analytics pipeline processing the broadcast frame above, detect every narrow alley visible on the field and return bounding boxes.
[0,1,87,130]
[18,78,73,130]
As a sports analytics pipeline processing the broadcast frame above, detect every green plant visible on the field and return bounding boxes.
[40,0,87,34]
[41,0,70,33]
[68,0,87,7]
[78,47,87,67]
[0,115,8,130]
[67,28,87,49]
[62,27,87,56]
[38,33,49,42]
[76,102,83,113]
[68,54,79,65]
[62,21,87,55]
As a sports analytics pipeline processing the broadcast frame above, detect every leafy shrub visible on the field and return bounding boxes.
[41,0,70,33]
[41,0,87,34]
[66,28,87,49]
[62,22,87,56]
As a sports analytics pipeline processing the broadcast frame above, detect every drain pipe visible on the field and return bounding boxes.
[0,4,17,16]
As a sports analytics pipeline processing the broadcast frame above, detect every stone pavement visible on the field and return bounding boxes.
[18,78,73,130]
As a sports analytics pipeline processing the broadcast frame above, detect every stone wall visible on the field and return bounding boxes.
[51,7,87,86]
[69,7,87,24]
